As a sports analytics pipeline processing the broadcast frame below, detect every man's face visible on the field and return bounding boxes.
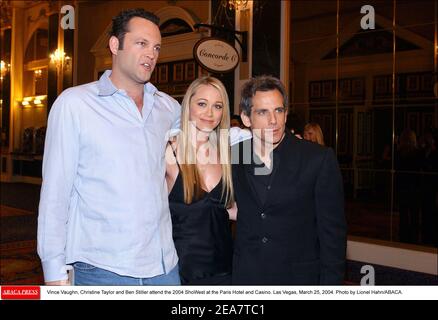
[111,17,161,84]
[241,89,287,146]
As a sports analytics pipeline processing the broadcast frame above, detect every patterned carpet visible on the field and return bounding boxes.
[0,205,44,285]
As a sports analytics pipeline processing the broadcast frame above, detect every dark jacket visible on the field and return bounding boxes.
[231,131,347,285]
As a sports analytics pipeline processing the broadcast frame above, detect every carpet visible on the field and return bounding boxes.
[1,240,43,284]
[0,206,44,285]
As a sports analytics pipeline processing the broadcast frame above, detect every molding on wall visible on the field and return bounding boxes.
[347,237,438,275]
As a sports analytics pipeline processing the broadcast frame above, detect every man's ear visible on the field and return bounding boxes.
[240,111,252,128]
[109,36,120,55]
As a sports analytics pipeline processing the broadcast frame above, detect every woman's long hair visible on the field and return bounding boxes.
[177,76,234,207]
[304,122,325,146]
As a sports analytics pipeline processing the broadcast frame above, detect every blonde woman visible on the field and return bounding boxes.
[165,77,235,285]
[304,122,325,146]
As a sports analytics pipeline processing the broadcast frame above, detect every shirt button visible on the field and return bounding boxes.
[262,237,268,243]
[267,185,271,190]
[261,213,266,219]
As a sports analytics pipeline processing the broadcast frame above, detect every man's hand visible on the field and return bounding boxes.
[45,279,71,286]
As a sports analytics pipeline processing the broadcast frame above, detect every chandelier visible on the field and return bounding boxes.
[222,0,249,11]
[0,60,10,80]
[50,49,66,67]
[50,49,71,70]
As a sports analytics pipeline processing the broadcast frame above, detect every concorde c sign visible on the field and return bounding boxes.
[193,38,240,74]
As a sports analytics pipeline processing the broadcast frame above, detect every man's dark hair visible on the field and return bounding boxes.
[240,75,288,116]
[231,114,243,125]
[110,8,160,50]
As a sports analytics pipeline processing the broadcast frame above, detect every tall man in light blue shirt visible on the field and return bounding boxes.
[38,9,181,285]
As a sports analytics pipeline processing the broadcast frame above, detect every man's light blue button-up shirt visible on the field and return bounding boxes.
[38,70,180,282]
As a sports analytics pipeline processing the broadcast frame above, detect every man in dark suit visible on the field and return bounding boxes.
[231,75,347,285]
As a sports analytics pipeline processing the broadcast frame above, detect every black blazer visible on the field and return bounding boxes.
[231,131,347,285]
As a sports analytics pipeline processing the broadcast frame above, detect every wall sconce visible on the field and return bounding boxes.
[34,69,42,80]
[33,95,46,107]
[20,95,47,108]
[222,0,248,11]
[21,97,32,107]
[50,49,71,70]
[0,60,11,80]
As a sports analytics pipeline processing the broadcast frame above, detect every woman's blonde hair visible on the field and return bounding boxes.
[177,76,234,207]
[304,122,325,146]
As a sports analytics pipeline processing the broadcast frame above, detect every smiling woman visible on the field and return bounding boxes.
[165,76,235,285]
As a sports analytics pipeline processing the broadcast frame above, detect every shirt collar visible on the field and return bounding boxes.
[98,70,162,97]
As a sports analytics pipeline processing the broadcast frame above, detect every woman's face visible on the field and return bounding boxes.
[304,128,317,142]
[189,84,224,133]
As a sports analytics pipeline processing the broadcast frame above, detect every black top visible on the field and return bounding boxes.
[169,173,233,285]
[246,137,284,206]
